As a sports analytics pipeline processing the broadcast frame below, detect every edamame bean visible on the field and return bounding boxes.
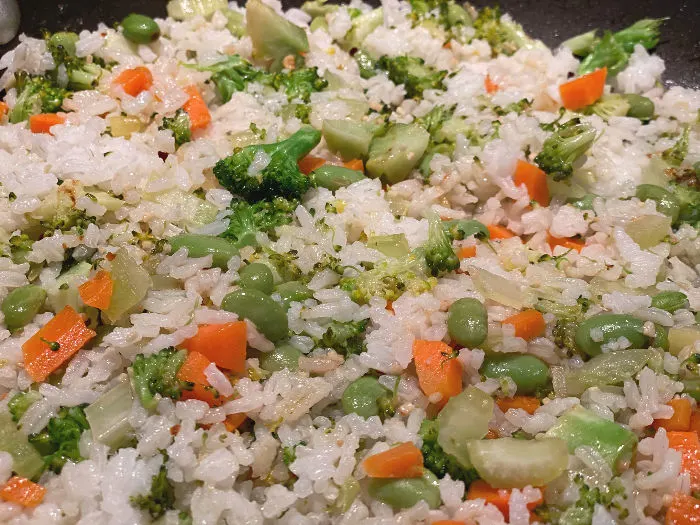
[239,263,274,294]
[48,32,79,56]
[566,194,596,211]
[442,220,489,241]
[447,298,488,348]
[683,378,700,401]
[259,343,301,372]
[635,184,681,223]
[367,470,441,509]
[121,14,161,44]
[169,234,238,269]
[341,376,391,418]
[2,285,47,331]
[624,94,654,121]
[651,291,688,313]
[221,288,288,341]
[481,354,550,394]
[310,165,366,191]
[654,324,669,351]
[574,314,650,356]
[275,281,313,308]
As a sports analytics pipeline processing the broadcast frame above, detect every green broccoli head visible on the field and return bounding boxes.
[662,126,690,167]
[408,0,473,33]
[415,104,455,136]
[672,183,700,228]
[578,32,629,76]
[319,319,368,356]
[130,347,188,411]
[47,36,102,91]
[473,6,537,56]
[213,126,321,202]
[28,406,90,474]
[8,391,42,423]
[376,55,447,99]
[534,120,597,181]
[193,55,264,103]
[160,109,192,147]
[270,67,328,103]
[9,72,67,123]
[419,419,480,485]
[613,18,666,52]
[584,94,631,120]
[130,457,175,519]
[421,211,459,277]
[221,197,298,248]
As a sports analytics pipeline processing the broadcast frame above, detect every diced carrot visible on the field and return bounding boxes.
[114,66,153,97]
[413,340,463,410]
[22,306,96,383]
[513,160,550,206]
[497,396,541,415]
[343,159,364,172]
[665,493,700,525]
[224,413,247,432]
[0,477,46,508]
[362,442,424,478]
[655,399,693,432]
[180,322,247,373]
[690,411,700,435]
[433,521,466,525]
[29,113,65,134]
[487,224,515,240]
[386,300,395,314]
[0,101,8,118]
[484,74,499,94]
[298,156,327,175]
[183,85,211,131]
[458,245,477,259]
[176,351,227,407]
[547,232,585,253]
[486,429,499,439]
[559,67,607,111]
[502,309,546,341]
[667,431,700,491]
[467,480,543,520]
[78,270,113,310]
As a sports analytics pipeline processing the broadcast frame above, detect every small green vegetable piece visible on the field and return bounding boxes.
[376,55,447,99]
[2,285,46,331]
[613,18,666,52]
[0,412,45,480]
[562,29,598,56]
[103,248,153,324]
[672,182,700,228]
[473,6,539,56]
[367,234,410,258]
[246,0,309,70]
[9,72,67,123]
[259,343,302,372]
[121,14,161,44]
[48,32,79,56]
[221,197,297,249]
[46,34,103,91]
[320,319,368,356]
[366,124,430,183]
[574,313,653,356]
[481,354,550,395]
[624,93,654,120]
[322,119,374,161]
[447,298,488,348]
[310,165,366,191]
[166,0,227,20]
[271,67,328,103]
[301,0,336,17]
[239,263,274,294]
[367,470,441,509]
[662,126,690,167]
[160,109,192,146]
[418,419,479,484]
[29,406,90,474]
[213,127,321,202]
[585,94,630,120]
[8,391,42,423]
[578,32,629,76]
[130,347,188,411]
[191,55,263,103]
[341,8,383,50]
[441,219,489,241]
[224,9,246,37]
[275,281,313,308]
[130,458,175,519]
[341,376,393,419]
[535,121,597,181]
[354,50,377,79]
[421,210,459,277]
[169,234,239,269]
[85,380,135,449]
[651,291,689,313]
[221,288,288,341]
[635,184,681,223]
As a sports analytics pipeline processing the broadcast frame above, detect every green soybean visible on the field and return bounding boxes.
[367,470,441,509]
[566,194,597,211]
[635,184,681,223]
[341,376,391,418]
[259,343,301,372]
[447,298,488,348]
[239,263,274,294]
[221,289,288,341]
[481,354,550,394]
[169,234,238,269]
[1,285,47,331]
[310,165,366,191]
[121,14,161,44]
[624,94,655,121]
[275,281,313,308]
[442,220,489,241]
[574,314,649,356]
[48,32,79,56]
[651,291,688,313]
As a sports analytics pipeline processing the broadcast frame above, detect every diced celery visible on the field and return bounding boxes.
[341,8,383,50]
[366,234,410,258]
[108,115,143,139]
[467,265,535,309]
[624,214,671,249]
[151,190,218,227]
[166,0,227,20]
[669,326,700,356]
[246,0,309,69]
[85,380,135,449]
[224,9,246,37]
[366,124,430,184]
[0,412,45,480]
[322,119,374,161]
[103,248,152,324]
[48,261,92,312]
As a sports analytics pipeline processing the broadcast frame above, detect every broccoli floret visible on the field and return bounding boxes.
[553,319,578,354]
[534,121,597,181]
[266,249,306,282]
[415,104,455,136]
[213,126,321,202]
[319,319,368,356]
[39,207,96,235]
[584,94,630,120]
[419,419,479,485]
[473,6,538,57]
[376,56,447,99]
[193,55,264,103]
[130,347,188,411]
[47,36,102,91]
[8,391,42,423]
[301,0,336,17]
[672,183,700,228]
[613,18,666,53]
[270,67,328,103]
[420,211,459,277]
[220,197,298,248]
[28,406,89,474]
[408,0,473,33]
[160,109,192,147]
[130,458,175,519]
[354,49,377,79]
[662,126,690,167]
[9,72,67,123]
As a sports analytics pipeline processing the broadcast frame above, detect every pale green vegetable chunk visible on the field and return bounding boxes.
[166,0,227,19]
[49,261,92,312]
[0,412,45,480]
[624,214,672,249]
[366,234,410,258]
[103,249,153,324]
[85,380,135,449]
[246,0,309,69]
[366,124,430,184]
[322,119,374,161]
[341,8,383,50]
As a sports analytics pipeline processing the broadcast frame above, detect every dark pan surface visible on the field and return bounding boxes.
[4,0,700,88]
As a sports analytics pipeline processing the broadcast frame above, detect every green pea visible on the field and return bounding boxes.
[442,220,489,241]
[574,314,649,356]
[259,343,301,372]
[239,263,274,294]
[341,376,391,418]
[447,298,488,348]
[2,285,47,331]
[651,291,689,313]
[169,234,239,269]
[623,94,655,121]
[48,32,79,56]
[481,354,550,394]
[367,470,441,509]
[275,281,313,308]
[635,184,681,223]
[310,165,366,191]
[121,13,161,44]
[566,194,597,211]
[221,289,288,341]
[683,378,700,401]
